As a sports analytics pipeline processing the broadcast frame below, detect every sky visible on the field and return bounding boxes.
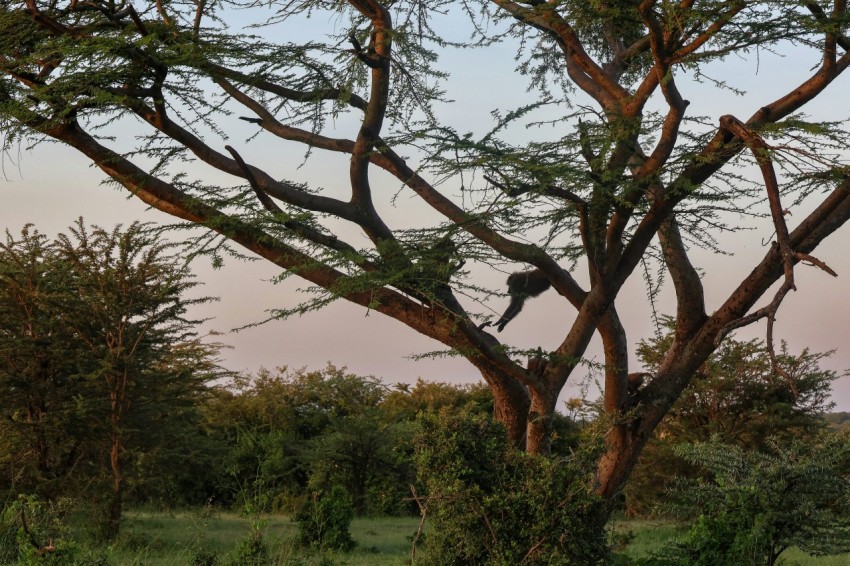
[2,10,849,411]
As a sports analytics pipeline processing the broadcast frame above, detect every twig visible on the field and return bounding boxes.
[409,485,428,563]
[521,538,546,563]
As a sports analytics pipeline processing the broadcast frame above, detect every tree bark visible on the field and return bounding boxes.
[526,387,558,456]
[481,368,531,448]
[596,307,633,497]
[106,430,123,540]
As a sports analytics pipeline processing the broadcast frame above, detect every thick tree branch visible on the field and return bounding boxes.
[345,0,393,240]
[712,117,837,385]
[658,214,706,339]
[124,99,361,223]
[488,0,629,111]
[804,0,850,63]
[635,0,690,178]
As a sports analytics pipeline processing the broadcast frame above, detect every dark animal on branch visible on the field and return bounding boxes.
[481,269,551,332]
[528,348,549,376]
[627,372,650,396]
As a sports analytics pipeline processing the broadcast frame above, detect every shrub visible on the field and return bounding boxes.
[413,410,610,565]
[646,435,850,566]
[0,495,80,565]
[225,525,269,566]
[295,484,356,552]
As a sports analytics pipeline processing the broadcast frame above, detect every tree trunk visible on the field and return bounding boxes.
[482,368,530,448]
[595,307,633,496]
[596,426,645,500]
[595,334,714,499]
[526,388,558,456]
[105,430,123,540]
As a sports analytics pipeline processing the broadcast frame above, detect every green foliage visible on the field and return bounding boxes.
[0,226,84,499]
[646,435,850,566]
[200,369,498,516]
[199,365,388,511]
[637,329,836,446]
[380,378,493,422]
[626,328,839,516]
[304,412,415,516]
[0,495,81,565]
[413,411,609,565]
[295,485,357,552]
[225,524,270,566]
[825,412,850,434]
[0,221,224,535]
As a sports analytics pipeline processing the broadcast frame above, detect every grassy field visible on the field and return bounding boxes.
[99,511,422,565]
[11,510,850,564]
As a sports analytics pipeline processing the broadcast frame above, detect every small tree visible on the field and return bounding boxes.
[56,220,218,538]
[304,411,414,515]
[294,484,357,552]
[625,330,839,515]
[650,435,850,566]
[0,221,221,538]
[0,227,83,498]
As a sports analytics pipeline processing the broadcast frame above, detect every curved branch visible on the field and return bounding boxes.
[657,214,706,339]
[713,117,837,386]
[126,100,361,223]
[345,0,393,242]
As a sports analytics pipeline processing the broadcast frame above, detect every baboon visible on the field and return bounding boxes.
[627,372,649,395]
[481,269,551,332]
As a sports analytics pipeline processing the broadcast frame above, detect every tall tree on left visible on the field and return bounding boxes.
[0,220,219,539]
[0,227,79,497]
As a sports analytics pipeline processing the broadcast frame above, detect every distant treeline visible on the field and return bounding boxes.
[825,412,850,430]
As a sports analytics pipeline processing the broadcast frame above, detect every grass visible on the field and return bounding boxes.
[611,517,850,565]
[7,509,849,564]
[97,510,421,565]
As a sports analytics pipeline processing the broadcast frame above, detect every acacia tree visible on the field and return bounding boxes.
[0,227,81,497]
[0,221,218,538]
[1,0,849,507]
[625,332,839,516]
[55,220,213,538]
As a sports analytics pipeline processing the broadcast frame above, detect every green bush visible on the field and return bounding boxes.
[225,525,269,566]
[645,435,850,566]
[295,484,357,552]
[0,495,81,565]
[413,410,610,565]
